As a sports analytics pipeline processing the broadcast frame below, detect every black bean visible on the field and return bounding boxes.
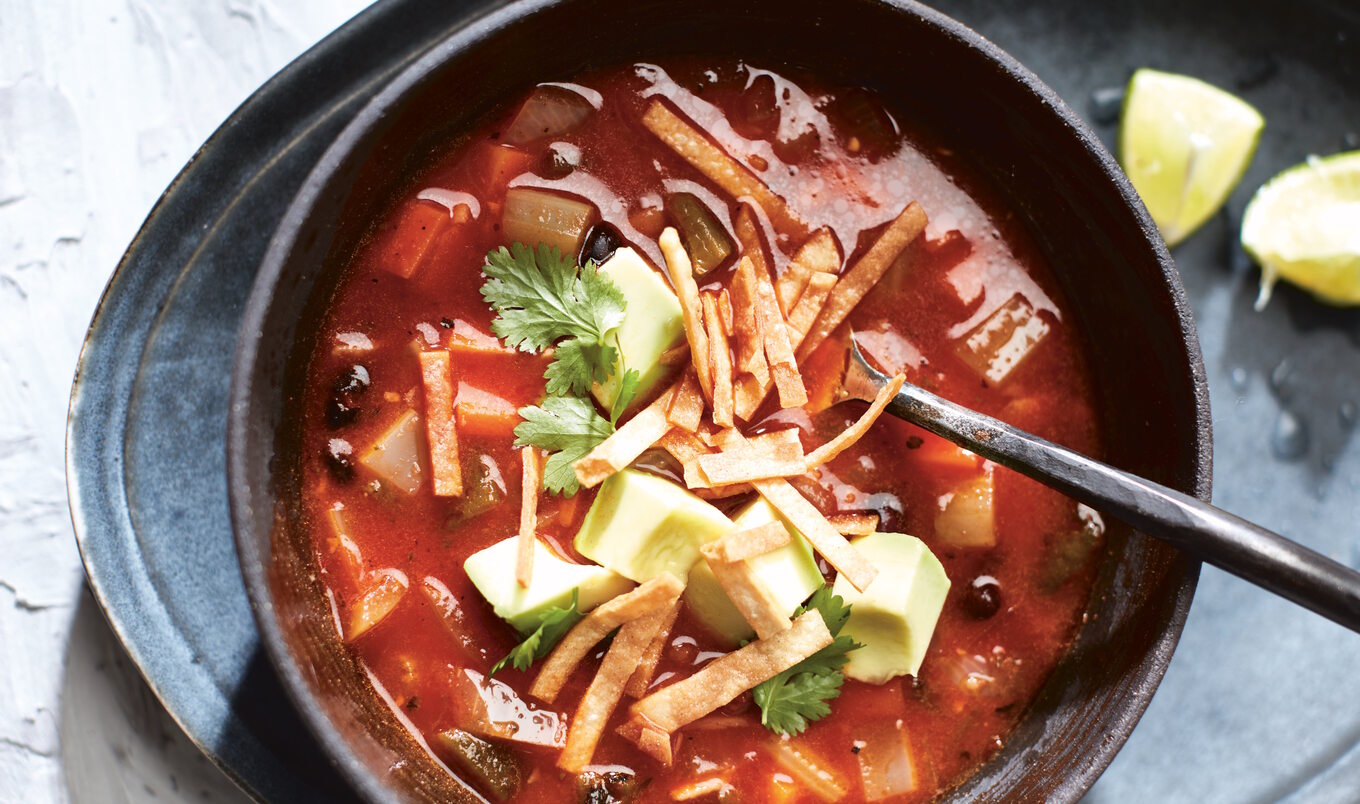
[581,223,622,265]
[326,365,370,429]
[963,575,1002,620]
[324,438,355,482]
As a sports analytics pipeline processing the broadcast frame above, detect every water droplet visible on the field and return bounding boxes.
[1340,401,1356,430]
[1088,87,1124,126]
[1229,367,1249,392]
[1269,359,1293,400]
[1271,409,1310,460]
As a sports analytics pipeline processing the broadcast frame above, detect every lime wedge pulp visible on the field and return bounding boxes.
[1118,69,1265,246]
[1242,151,1360,309]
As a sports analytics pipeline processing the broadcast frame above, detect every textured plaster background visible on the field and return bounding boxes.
[0,2,368,800]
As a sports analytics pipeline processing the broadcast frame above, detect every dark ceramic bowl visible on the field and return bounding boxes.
[228,0,1210,800]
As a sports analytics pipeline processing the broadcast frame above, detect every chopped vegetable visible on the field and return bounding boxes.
[855,718,920,801]
[659,227,713,398]
[516,449,541,588]
[467,537,632,635]
[530,572,685,704]
[434,728,523,802]
[642,100,806,237]
[592,247,685,415]
[470,142,535,196]
[481,241,625,398]
[798,202,927,360]
[576,770,643,804]
[574,380,677,489]
[954,293,1051,384]
[454,383,522,438]
[668,192,735,275]
[358,409,425,494]
[446,667,567,748]
[752,586,860,735]
[490,588,585,675]
[418,350,463,497]
[501,188,598,259]
[444,454,507,525]
[559,604,673,772]
[513,395,615,496]
[623,611,834,764]
[373,199,452,279]
[1041,505,1106,591]
[768,738,848,802]
[934,473,996,548]
[502,84,596,146]
[345,569,409,641]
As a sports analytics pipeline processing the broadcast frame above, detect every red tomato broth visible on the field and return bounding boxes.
[297,58,1105,803]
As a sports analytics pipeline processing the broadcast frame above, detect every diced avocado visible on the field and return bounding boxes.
[464,537,633,633]
[685,498,826,646]
[591,248,684,411]
[832,533,950,683]
[574,469,732,582]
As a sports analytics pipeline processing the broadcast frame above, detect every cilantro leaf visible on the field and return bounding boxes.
[490,589,585,675]
[513,395,614,496]
[481,243,626,395]
[609,367,642,425]
[753,585,862,736]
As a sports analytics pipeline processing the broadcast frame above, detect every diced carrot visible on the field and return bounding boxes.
[907,428,982,472]
[374,199,452,279]
[471,142,535,197]
[455,383,522,438]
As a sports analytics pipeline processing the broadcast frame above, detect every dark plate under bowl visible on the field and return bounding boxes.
[228,0,1210,800]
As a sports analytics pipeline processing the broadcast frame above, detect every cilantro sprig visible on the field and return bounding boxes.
[753,586,862,735]
[489,589,585,675]
[481,243,625,397]
[481,243,639,494]
[513,396,614,496]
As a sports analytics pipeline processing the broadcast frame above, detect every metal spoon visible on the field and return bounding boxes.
[839,336,1360,633]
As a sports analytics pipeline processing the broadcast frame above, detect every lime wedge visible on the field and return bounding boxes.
[1118,69,1265,246]
[1242,151,1360,309]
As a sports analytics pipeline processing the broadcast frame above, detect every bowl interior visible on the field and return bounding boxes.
[229,0,1207,801]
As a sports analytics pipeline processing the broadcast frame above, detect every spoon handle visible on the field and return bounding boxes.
[886,380,1360,633]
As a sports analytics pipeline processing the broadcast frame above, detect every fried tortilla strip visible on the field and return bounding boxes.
[660,227,712,398]
[417,350,463,497]
[753,264,808,409]
[702,292,735,428]
[798,202,928,360]
[642,100,805,237]
[775,227,842,314]
[666,369,705,433]
[531,573,685,704]
[754,477,877,591]
[624,599,682,699]
[728,256,770,383]
[575,382,677,489]
[558,605,673,773]
[804,373,905,469]
[623,610,833,757]
[703,521,792,564]
[659,427,710,465]
[683,428,803,489]
[786,272,839,349]
[702,551,791,639]
[516,448,541,588]
[828,512,880,536]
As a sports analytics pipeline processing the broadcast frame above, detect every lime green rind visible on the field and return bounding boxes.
[1118,69,1265,247]
[1241,151,1360,309]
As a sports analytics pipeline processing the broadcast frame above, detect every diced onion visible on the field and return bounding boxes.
[501,187,598,258]
[503,85,596,146]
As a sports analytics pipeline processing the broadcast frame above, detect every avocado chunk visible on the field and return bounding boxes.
[574,469,732,582]
[464,536,633,633]
[832,532,950,683]
[685,498,826,646]
[590,248,684,411]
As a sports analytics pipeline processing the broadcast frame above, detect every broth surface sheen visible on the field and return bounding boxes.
[298,59,1105,803]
